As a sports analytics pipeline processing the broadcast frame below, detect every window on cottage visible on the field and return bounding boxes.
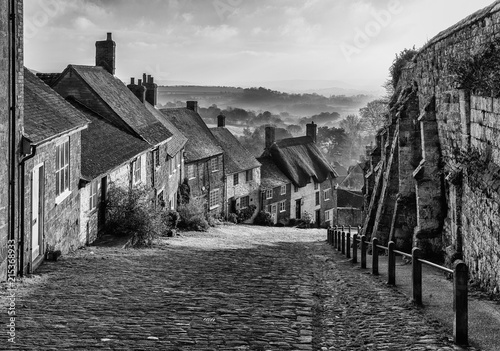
[209,188,220,208]
[211,157,219,172]
[294,185,299,193]
[246,169,253,182]
[279,200,286,212]
[153,148,160,168]
[314,182,319,190]
[265,189,273,199]
[323,188,331,201]
[280,185,286,195]
[89,180,98,210]
[233,173,239,185]
[55,139,70,197]
[187,164,196,179]
[240,196,249,209]
[133,156,142,184]
[325,210,330,221]
[315,192,320,206]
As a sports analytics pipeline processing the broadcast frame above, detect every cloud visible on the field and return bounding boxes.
[194,24,239,41]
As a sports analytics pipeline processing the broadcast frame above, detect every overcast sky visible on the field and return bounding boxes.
[24,0,494,92]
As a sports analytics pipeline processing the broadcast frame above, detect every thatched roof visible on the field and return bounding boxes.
[257,156,290,190]
[264,136,338,187]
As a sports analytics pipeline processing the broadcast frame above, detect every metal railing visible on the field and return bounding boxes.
[327,226,468,346]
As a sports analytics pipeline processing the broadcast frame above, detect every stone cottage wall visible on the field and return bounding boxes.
[0,0,23,279]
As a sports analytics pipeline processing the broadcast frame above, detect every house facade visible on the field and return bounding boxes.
[257,156,292,225]
[22,69,89,274]
[37,33,184,243]
[261,123,338,227]
[210,115,261,221]
[161,102,225,215]
[0,0,23,279]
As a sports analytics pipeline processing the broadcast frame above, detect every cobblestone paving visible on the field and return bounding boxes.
[1,226,471,350]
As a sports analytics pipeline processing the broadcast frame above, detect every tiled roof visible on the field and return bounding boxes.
[24,68,88,144]
[36,73,61,87]
[68,65,172,145]
[145,103,187,157]
[70,100,150,180]
[160,108,223,162]
[257,156,290,190]
[210,127,260,175]
[264,136,338,187]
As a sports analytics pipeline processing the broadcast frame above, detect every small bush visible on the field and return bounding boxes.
[227,213,238,224]
[254,211,274,226]
[236,205,257,223]
[288,218,297,227]
[178,197,209,231]
[105,185,168,247]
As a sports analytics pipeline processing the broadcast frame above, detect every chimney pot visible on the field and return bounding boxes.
[96,32,116,75]
[130,77,135,85]
[107,32,112,41]
[147,75,152,83]
[187,101,198,112]
[138,79,142,85]
[265,126,276,149]
[217,115,226,128]
[306,121,317,143]
[143,73,147,84]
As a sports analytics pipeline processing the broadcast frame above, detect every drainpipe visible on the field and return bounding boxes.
[19,139,37,276]
[8,0,17,273]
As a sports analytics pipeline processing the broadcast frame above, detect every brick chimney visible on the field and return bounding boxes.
[187,101,198,113]
[96,32,116,75]
[265,126,276,149]
[142,73,157,106]
[127,77,146,103]
[217,115,226,127]
[306,121,317,143]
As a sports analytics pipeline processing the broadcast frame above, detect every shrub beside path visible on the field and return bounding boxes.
[1,225,476,350]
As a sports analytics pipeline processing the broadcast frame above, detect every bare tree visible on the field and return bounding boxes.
[359,99,389,133]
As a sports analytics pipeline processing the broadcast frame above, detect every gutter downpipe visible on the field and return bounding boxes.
[8,0,17,275]
[19,142,37,277]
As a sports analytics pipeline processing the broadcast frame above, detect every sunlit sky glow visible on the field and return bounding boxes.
[24,0,495,93]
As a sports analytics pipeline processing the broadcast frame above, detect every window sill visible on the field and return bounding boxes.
[209,205,220,210]
[55,189,71,205]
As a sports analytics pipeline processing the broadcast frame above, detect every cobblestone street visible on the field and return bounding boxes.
[2,226,466,350]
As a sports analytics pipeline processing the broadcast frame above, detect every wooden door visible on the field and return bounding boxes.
[31,164,44,261]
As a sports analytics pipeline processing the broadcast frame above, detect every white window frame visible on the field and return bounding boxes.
[279,200,286,213]
[153,148,160,168]
[55,137,71,203]
[211,157,219,172]
[89,180,99,211]
[265,189,273,199]
[132,156,142,184]
[280,185,286,195]
[246,169,253,182]
[209,188,220,209]
[187,164,196,180]
[323,188,331,201]
[233,173,239,186]
[240,196,249,209]
[325,210,330,221]
[315,191,320,206]
[314,182,319,190]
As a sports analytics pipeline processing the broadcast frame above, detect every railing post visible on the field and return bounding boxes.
[341,231,346,255]
[412,248,423,306]
[387,241,395,285]
[361,235,367,269]
[372,238,379,275]
[331,228,335,247]
[352,234,358,264]
[328,228,332,245]
[346,231,351,259]
[337,230,341,251]
[454,260,468,346]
